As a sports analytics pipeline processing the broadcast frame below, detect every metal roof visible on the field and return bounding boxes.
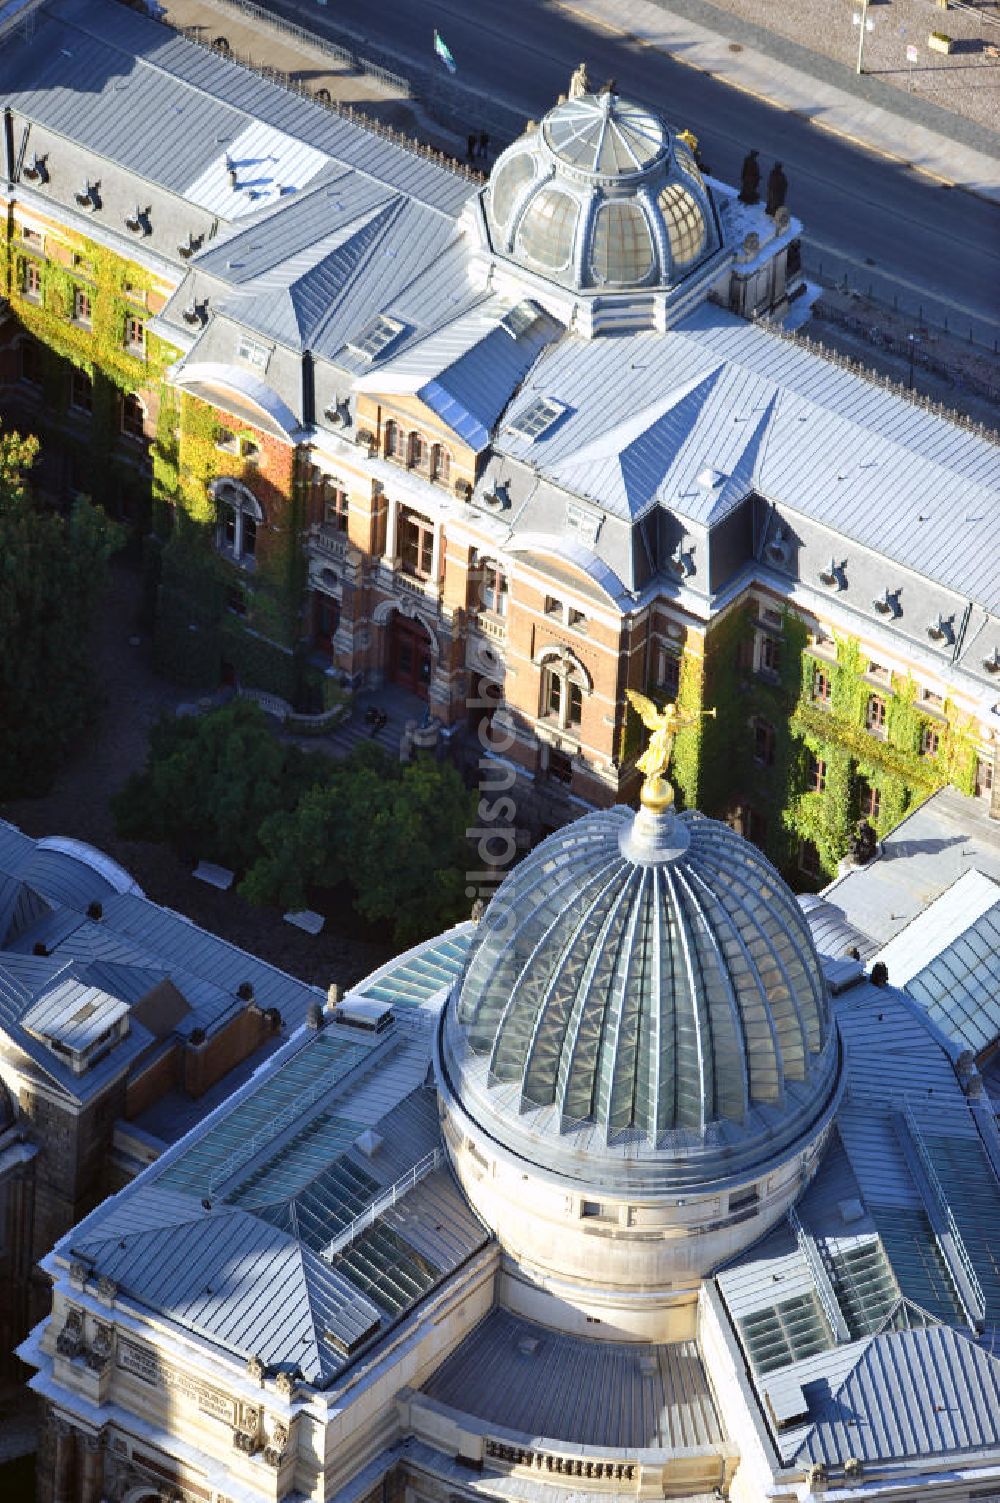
[795,1326,1000,1466]
[423,1306,725,1452]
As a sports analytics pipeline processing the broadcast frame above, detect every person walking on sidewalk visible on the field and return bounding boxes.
[478,130,490,161]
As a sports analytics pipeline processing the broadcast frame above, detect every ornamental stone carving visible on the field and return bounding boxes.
[69,1260,88,1288]
[97,1275,118,1304]
[246,1353,265,1384]
[56,1309,85,1358]
[274,1371,295,1398]
[262,1420,288,1468]
[807,1461,828,1491]
[844,1457,864,1480]
[86,1323,113,1372]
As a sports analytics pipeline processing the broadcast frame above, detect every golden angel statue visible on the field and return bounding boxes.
[625,690,717,786]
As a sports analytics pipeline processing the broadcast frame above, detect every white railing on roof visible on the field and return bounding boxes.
[787,1205,852,1345]
[322,1146,443,1262]
[902,1102,986,1327]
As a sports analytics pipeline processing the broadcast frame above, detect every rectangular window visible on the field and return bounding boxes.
[323,480,349,533]
[567,606,587,631]
[545,595,563,617]
[798,840,821,878]
[859,780,880,822]
[19,224,43,248]
[976,757,994,800]
[757,633,781,678]
[123,281,147,306]
[19,341,41,385]
[215,427,239,454]
[481,561,508,617]
[69,368,93,414]
[121,392,145,439]
[866,694,887,738]
[921,688,944,710]
[548,748,574,784]
[812,666,831,705]
[73,287,92,326]
[808,754,827,793]
[73,252,94,277]
[580,1200,603,1218]
[657,652,681,699]
[753,718,775,768]
[22,261,42,301]
[729,1185,759,1214]
[920,725,940,758]
[867,661,891,684]
[400,510,434,580]
[125,315,145,354]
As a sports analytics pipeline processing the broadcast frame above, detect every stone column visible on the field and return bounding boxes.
[385,498,398,561]
[80,1431,105,1503]
[52,1417,76,1503]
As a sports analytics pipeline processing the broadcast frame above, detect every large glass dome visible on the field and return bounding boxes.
[484,91,721,294]
[438,802,842,1193]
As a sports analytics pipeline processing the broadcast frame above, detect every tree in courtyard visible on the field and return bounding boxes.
[111,699,326,871]
[241,745,476,945]
[0,428,123,799]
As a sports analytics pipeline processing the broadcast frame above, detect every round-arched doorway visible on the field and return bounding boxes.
[388,612,433,698]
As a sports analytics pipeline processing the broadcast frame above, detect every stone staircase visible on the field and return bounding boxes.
[323,689,428,761]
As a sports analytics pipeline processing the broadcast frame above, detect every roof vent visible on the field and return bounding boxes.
[75,181,98,210]
[86,900,103,921]
[870,961,889,988]
[355,1128,383,1158]
[927,614,954,645]
[178,232,202,260]
[237,980,255,1002]
[22,154,47,184]
[983,648,1000,675]
[696,467,725,489]
[182,300,207,327]
[818,559,844,590]
[765,1383,809,1431]
[124,206,144,234]
[517,1335,540,1356]
[324,398,351,428]
[872,589,900,619]
[838,1197,864,1224]
[306,1001,324,1030]
[332,997,394,1033]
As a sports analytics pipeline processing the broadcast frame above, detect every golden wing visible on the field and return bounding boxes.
[625,689,664,731]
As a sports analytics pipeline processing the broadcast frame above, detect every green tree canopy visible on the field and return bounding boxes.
[0,428,123,798]
[241,744,476,945]
[112,699,328,871]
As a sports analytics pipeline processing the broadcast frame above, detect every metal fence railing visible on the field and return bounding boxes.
[322,1146,443,1261]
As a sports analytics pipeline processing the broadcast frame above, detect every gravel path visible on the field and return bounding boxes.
[0,559,392,992]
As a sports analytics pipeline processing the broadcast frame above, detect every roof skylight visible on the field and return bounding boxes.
[347,314,405,362]
[507,396,566,442]
[499,300,542,340]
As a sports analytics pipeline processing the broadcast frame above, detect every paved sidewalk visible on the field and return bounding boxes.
[560,0,1000,201]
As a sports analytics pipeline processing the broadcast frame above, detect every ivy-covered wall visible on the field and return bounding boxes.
[1,208,313,702]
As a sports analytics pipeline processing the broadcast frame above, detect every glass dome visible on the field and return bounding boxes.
[484,91,720,295]
[440,803,842,1192]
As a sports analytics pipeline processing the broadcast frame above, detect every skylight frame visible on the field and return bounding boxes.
[506,395,566,443]
[347,313,406,363]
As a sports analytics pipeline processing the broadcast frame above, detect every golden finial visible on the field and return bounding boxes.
[677,129,699,154]
[625,690,717,812]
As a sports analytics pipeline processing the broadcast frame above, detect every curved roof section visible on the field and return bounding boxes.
[483,93,720,297]
[441,804,842,1191]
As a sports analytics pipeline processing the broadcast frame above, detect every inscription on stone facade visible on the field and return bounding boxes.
[117,1338,235,1425]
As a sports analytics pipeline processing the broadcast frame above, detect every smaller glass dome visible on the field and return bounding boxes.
[484,91,720,296]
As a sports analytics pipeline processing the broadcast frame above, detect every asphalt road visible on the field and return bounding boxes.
[268,0,1000,344]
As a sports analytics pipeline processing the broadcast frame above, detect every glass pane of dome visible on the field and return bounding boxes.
[674,143,705,190]
[658,182,707,268]
[590,200,654,285]
[544,97,665,176]
[515,188,580,271]
[490,152,535,229]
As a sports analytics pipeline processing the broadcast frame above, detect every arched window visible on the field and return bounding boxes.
[408,431,425,469]
[212,478,263,568]
[384,420,399,458]
[430,444,451,485]
[537,648,589,732]
[121,391,146,439]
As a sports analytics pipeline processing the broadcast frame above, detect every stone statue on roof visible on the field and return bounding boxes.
[739,149,760,204]
[765,161,788,217]
[569,62,592,99]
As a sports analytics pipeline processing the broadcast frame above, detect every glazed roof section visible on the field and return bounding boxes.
[494,304,1000,607]
[58,929,485,1384]
[716,977,1000,1469]
[0,0,472,220]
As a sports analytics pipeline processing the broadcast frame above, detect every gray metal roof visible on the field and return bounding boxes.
[823,788,1000,949]
[423,1306,725,1452]
[495,304,1000,607]
[795,1325,1000,1466]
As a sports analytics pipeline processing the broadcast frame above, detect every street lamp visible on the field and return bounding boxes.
[908,333,921,390]
[853,0,874,74]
